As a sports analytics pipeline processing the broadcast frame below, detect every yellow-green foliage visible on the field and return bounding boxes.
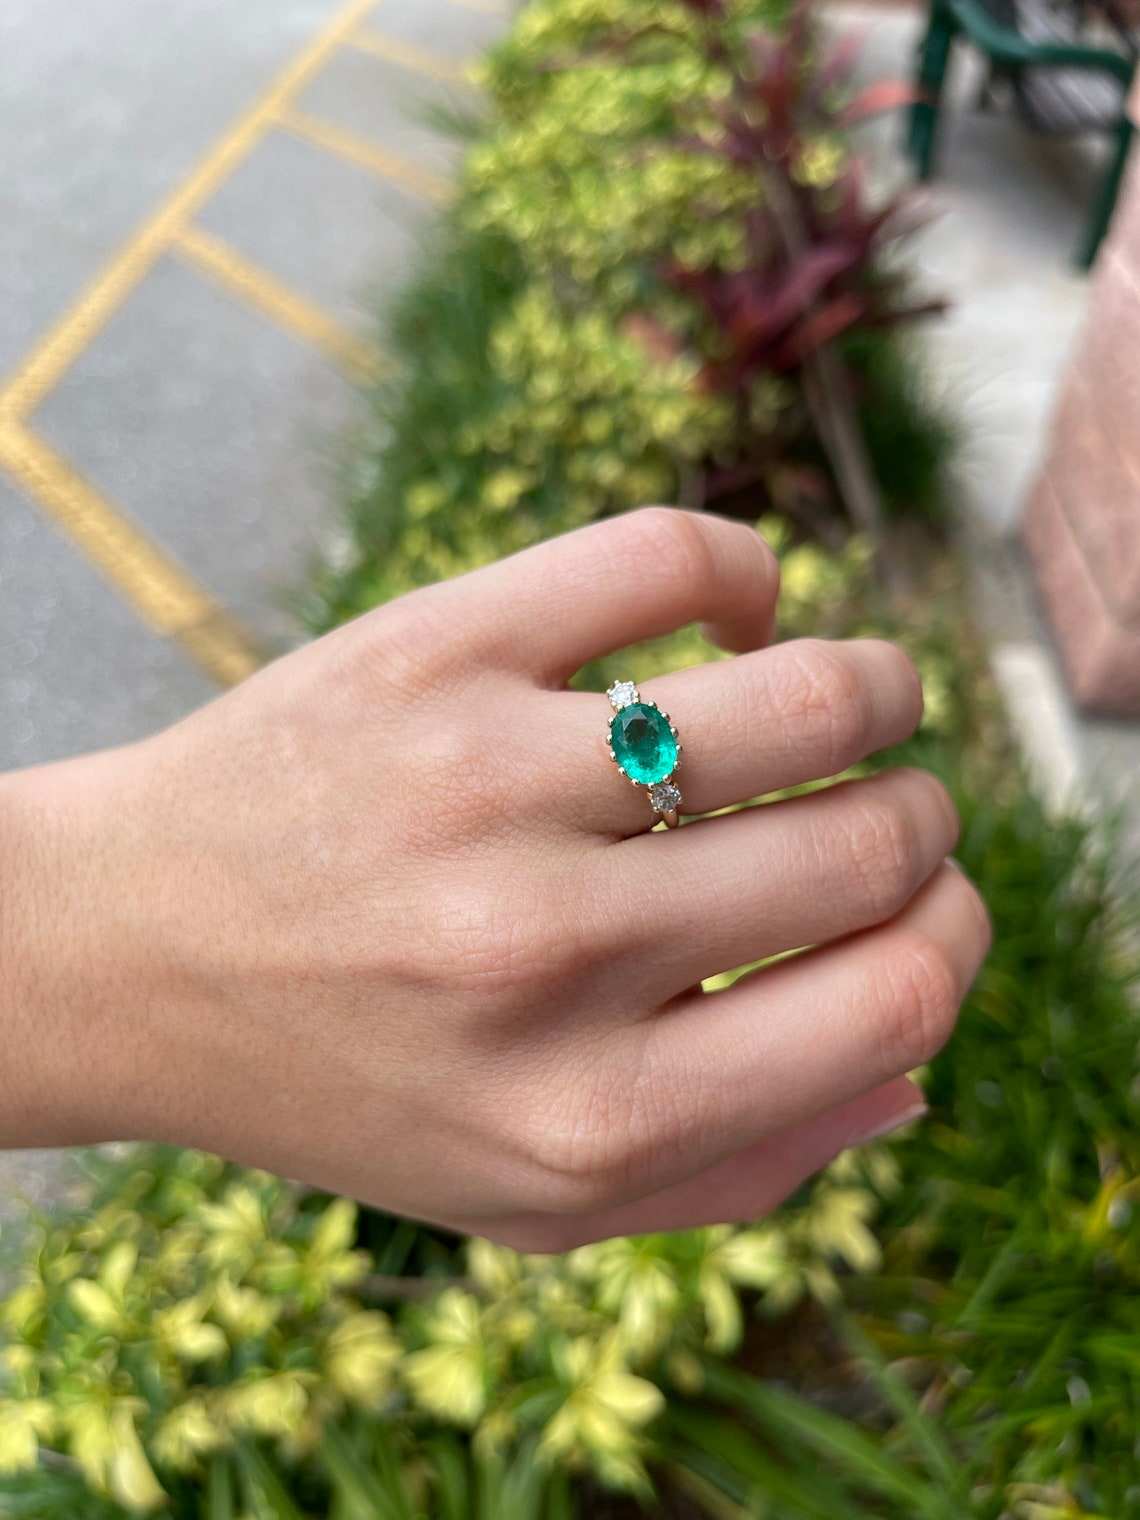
[393,286,734,587]
[468,9,758,289]
[317,0,913,625]
[0,1125,901,1511]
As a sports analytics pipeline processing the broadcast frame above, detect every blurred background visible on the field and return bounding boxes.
[2,0,1139,1514]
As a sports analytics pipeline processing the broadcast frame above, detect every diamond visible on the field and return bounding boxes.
[649,781,682,815]
[610,703,678,785]
[606,679,639,711]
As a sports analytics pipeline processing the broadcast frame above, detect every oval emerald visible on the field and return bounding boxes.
[610,702,678,786]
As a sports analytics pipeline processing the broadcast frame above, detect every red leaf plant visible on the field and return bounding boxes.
[650,0,944,530]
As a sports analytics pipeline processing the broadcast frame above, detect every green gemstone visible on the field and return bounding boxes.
[610,702,678,786]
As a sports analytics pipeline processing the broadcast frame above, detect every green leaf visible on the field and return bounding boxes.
[233,1439,307,1520]
[206,1455,236,1520]
[321,1423,416,1520]
[498,1443,547,1520]
[841,1317,965,1493]
[667,1405,859,1519]
[423,1435,470,1520]
[702,1367,956,1520]
[544,1468,575,1520]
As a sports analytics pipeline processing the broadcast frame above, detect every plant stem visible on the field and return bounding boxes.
[360,1272,475,1301]
[752,157,890,570]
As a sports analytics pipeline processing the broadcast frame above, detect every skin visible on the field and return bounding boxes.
[0,509,990,1251]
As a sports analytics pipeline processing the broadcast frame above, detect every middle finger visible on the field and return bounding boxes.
[609,765,959,1001]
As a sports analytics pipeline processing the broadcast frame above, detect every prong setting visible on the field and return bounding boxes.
[604,682,684,822]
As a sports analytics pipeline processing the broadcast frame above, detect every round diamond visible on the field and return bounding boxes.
[606,679,639,710]
[649,781,682,815]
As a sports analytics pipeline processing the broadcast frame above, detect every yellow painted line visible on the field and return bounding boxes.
[174,225,383,382]
[276,108,450,202]
[0,0,378,426]
[178,614,267,688]
[0,423,261,686]
[349,28,471,83]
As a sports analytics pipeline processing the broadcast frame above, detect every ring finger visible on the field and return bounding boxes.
[546,636,923,835]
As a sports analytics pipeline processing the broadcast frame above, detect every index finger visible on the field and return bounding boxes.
[449,507,779,682]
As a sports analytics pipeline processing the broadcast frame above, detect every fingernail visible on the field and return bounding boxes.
[848,1100,928,1148]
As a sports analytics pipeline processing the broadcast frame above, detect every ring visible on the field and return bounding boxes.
[605,679,683,828]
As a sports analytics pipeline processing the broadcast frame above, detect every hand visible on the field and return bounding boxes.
[1,509,989,1249]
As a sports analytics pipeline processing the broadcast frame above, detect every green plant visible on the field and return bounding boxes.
[308,0,953,633]
[0,1122,901,1515]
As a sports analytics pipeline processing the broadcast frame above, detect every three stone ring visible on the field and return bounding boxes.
[605,679,683,828]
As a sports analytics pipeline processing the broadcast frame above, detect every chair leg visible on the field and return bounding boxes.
[1078,117,1134,269]
[908,6,956,180]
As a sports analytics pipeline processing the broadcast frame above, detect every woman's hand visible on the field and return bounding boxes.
[1,509,989,1249]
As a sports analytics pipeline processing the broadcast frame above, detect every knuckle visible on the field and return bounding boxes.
[622,506,717,592]
[877,931,961,1071]
[520,1118,621,1215]
[367,594,432,681]
[786,642,874,774]
[516,1051,664,1216]
[839,793,921,918]
[388,734,507,856]
[364,584,468,701]
[429,883,583,1002]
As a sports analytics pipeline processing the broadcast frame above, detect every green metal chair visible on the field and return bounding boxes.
[908,0,1137,266]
